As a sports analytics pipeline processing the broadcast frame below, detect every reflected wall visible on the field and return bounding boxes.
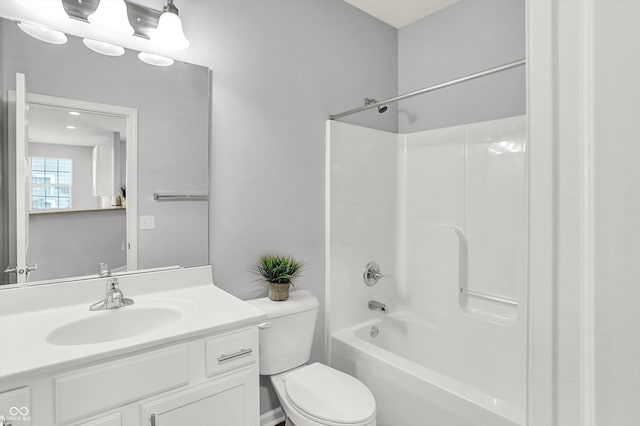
[0,19,210,284]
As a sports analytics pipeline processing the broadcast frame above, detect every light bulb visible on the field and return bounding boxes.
[150,10,189,50]
[88,0,134,36]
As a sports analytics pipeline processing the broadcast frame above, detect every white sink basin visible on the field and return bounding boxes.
[47,307,183,346]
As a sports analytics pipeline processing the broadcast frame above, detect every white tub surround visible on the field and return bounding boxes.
[326,116,527,426]
[0,266,266,426]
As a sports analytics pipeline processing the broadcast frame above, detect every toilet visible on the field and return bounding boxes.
[248,290,377,426]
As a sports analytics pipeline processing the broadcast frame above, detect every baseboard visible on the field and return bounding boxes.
[260,407,285,426]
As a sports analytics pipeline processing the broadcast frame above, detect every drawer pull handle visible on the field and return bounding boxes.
[218,348,253,363]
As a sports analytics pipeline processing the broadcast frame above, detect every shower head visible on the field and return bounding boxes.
[364,97,388,114]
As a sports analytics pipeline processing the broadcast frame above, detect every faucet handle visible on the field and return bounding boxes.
[363,262,386,286]
[98,262,111,277]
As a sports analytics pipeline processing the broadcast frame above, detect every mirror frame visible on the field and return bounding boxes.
[7,89,138,286]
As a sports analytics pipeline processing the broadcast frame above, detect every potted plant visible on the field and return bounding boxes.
[254,254,304,301]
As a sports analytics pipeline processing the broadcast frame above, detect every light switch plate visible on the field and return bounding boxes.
[139,215,155,230]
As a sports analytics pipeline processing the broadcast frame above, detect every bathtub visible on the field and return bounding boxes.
[330,315,525,426]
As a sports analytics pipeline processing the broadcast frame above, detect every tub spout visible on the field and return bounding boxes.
[368,300,387,313]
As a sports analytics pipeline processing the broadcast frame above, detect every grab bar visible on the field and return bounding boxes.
[153,193,208,201]
[460,288,518,307]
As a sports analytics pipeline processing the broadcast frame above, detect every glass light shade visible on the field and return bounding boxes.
[87,0,134,36]
[138,52,174,67]
[150,11,189,50]
[17,22,68,44]
[83,38,125,56]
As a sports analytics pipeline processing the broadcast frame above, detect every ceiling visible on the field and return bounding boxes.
[29,104,127,147]
[344,0,460,28]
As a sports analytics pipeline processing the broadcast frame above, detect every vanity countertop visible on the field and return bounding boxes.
[0,266,266,382]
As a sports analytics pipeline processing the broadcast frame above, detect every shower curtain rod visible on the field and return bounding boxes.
[328,58,526,120]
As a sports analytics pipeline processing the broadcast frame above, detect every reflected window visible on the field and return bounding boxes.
[31,157,72,210]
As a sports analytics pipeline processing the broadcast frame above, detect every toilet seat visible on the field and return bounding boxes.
[284,363,376,425]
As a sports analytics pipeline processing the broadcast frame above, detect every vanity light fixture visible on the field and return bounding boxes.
[87,0,135,36]
[66,125,77,130]
[150,0,190,50]
[69,111,81,116]
[17,22,68,45]
[13,0,69,22]
[138,52,174,67]
[83,38,126,56]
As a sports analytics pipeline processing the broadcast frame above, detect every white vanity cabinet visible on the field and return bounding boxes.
[1,326,259,426]
[0,267,266,426]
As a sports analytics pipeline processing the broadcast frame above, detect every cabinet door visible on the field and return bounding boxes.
[0,387,31,426]
[141,366,258,426]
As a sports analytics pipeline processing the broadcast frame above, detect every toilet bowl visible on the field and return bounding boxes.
[247,291,377,426]
[271,363,376,426]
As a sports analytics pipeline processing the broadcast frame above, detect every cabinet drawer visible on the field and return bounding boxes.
[205,328,257,377]
[55,346,189,424]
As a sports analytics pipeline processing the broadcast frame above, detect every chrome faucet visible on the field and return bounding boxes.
[89,277,134,311]
[368,300,387,313]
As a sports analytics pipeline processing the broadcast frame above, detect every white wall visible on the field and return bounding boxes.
[0,25,6,284]
[547,1,640,424]
[398,0,525,132]
[593,1,640,423]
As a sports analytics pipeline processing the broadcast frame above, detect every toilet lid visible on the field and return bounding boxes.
[285,363,376,425]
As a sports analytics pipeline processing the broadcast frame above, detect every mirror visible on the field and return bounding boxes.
[0,17,211,286]
[20,99,132,283]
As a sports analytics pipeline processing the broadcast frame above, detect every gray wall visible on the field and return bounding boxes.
[398,0,525,132]
[0,0,399,415]
[28,209,126,282]
[177,0,398,414]
[29,143,98,210]
[0,19,210,275]
[193,0,396,321]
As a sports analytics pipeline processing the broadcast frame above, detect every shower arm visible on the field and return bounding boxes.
[328,58,526,120]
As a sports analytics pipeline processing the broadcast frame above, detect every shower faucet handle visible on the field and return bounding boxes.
[363,261,386,286]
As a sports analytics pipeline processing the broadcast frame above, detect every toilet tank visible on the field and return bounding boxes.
[247,290,319,375]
